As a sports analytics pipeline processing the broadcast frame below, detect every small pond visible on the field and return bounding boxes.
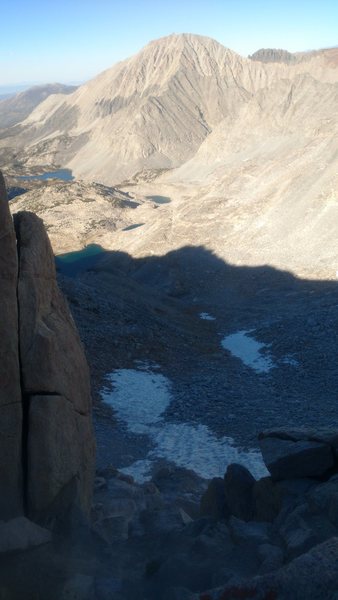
[18,168,74,182]
[122,223,144,231]
[55,244,105,276]
[146,195,171,204]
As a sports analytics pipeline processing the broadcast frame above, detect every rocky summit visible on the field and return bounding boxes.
[2,34,338,189]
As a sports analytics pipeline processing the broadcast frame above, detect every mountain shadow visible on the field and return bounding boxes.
[56,244,338,469]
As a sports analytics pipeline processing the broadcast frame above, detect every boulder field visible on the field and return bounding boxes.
[3,170,338,597]
[59,429,338,599]
[194,428,338,600]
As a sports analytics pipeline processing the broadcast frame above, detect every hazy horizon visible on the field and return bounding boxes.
[2,36,338,94]
[2,0,338,86]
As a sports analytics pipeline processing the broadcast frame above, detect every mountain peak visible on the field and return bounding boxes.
[145,32,230,48]
[4,33,338,188]
[134,32,237,69]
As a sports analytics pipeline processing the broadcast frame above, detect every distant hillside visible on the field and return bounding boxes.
[0,83,77,128]
[1,35,338,186]
[3,34,260,184]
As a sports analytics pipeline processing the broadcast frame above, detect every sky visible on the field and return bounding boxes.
[1,0,338,88]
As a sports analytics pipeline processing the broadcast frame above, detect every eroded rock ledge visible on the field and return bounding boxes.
[0,172,95,525]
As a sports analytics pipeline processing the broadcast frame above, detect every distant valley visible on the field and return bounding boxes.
[3,34,338,279]
[3,33,338,482]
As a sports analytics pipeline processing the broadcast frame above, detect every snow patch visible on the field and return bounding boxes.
[199,312,216,321]
[101,368,170,435]
[280,355,299,367]
[101,367,267,482]
[221,330,274,373]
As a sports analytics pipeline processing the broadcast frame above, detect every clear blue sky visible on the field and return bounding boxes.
[1,0,338,87]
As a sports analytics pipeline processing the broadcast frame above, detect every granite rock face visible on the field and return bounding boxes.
[15,211,95,521]
[14,211,92,415]
[27,394,94,522]
[0,173,23,518]
[0,175,95,526]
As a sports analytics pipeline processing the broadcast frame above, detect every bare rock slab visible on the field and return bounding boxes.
[259,436,334,480]
[14,210,92,416]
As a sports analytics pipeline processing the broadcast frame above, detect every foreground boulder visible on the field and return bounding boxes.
[224,464,255,521]
[0,173,95,527]
[14,211,95,522]
[200,464,255,522]
[14,211,92,416]
[0,174,23,518]
[259,429,335,480]
[200,478,227,520]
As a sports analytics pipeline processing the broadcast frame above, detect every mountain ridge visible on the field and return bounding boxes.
[3,33,337,186]
[5,32,338,279]
[0,83,77,129]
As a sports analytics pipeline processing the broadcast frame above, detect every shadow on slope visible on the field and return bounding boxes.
[57,243,338,474]
[60,242,338,315]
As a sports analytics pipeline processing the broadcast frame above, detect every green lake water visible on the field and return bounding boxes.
[55,244,105,276]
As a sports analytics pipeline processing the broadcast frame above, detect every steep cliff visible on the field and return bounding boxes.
[0,172,95,525]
